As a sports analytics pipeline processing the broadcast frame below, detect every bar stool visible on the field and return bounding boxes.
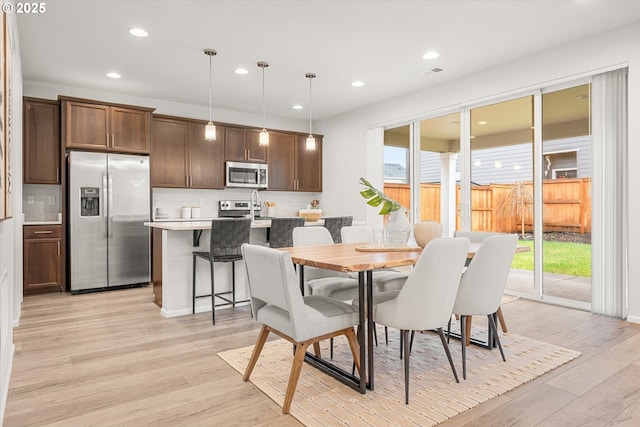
[322,216,353,243]
[192,217,251,325]
[268,217,305,248]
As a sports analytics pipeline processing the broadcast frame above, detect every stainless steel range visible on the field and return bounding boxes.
[218,200,261,219]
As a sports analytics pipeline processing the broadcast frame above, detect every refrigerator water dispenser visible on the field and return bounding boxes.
[80,187,100,217]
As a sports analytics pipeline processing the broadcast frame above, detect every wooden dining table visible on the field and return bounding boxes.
[279,242,425,393]
[279,240,529,394]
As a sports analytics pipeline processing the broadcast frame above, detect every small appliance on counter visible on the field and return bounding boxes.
[218,200,261,219]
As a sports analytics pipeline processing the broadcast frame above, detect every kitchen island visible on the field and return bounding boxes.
[145,219,321,317]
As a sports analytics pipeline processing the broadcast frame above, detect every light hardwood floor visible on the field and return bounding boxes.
[4,286,640,426]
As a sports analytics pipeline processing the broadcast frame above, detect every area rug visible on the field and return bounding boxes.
[218,326,580,426]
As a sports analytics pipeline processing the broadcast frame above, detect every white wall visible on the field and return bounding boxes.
[316,22,640,320]
[1,12,23,424]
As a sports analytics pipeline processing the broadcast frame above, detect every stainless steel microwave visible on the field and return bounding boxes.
[225,161,268,189]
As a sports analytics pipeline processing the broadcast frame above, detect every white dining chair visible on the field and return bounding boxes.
[241,243,361,414]
[454,230,511,334]
[292,226,362,300]
[449,233,518,379]
[340,225,409,292]
[374,237,470,404]
[341,225,409,345]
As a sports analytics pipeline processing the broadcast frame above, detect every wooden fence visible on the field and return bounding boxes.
[384,178,592,233]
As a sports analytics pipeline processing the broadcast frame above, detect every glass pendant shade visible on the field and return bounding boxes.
[305,73,317,151]
[204,48,217,141]
[258,61,270,146]
[205,122,216,141]
[259,129,269,146]
[306,135,316,151]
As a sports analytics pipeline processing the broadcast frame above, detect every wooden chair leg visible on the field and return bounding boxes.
[344,327,361,376]
[465,315,472,346]
[497,306,508,333]
[313,342,321,357]
[243,325,270,381]
[282,341,311,414]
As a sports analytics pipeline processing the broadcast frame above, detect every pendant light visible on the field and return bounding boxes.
[204,48,217,141]
[305,73,316,151]
[257,61,270,146]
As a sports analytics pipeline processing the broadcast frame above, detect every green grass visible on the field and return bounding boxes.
[512,240,592,277]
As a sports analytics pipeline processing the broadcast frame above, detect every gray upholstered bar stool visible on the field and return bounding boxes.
[192,217,251,325]
[323,216,353,243]
[268,217,305,248]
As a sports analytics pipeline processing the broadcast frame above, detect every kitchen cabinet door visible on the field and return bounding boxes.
[189,122,225,189]
[267,132,296,190]
[111,107,151,153]
[23,98,61,184]
[245,129,268,163]
[224,127,267,163]
[151,117,189,187]
[63,100,110,150]
[62,97,153,153]
[23,225,63,293]
[295,135,323,192]
[224,126,247,162]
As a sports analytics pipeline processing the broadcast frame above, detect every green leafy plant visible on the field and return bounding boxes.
[359,177,401,215]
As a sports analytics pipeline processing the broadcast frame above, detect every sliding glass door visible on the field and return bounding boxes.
[541,83,592,307]
[469,96,536,295]
[375,73,624,312]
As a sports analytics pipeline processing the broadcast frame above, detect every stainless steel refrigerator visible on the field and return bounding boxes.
[69,151,150,293]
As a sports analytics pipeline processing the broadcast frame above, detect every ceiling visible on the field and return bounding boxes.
[16,1,640,123]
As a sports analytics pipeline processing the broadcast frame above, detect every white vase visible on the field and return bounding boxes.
[384,207,411,247]
[413,221,443,248]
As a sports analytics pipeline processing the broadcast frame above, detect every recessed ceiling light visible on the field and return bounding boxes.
[106,72,122,79]
[576,94,588,100]
[423,51,439,60]
[235,68,249,75]
[477,120,488,125]
[352,80,364,87]
[513,165,522,170]
[292,104,303,110]
[129,28,148,38]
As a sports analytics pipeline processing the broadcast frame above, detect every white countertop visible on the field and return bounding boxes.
[23,220,63,225]
[23,213,62,225]
[144,218,327,231]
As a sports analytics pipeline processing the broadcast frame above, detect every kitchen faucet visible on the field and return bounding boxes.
[250,189,260,222]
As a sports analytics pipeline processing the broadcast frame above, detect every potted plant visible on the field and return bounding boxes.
[359,177,411,246]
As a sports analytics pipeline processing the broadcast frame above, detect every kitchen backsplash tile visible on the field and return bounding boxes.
[23,184,62,219]
[152,188,325,220]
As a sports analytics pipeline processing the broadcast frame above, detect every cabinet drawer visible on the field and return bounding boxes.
[24,225,62,239]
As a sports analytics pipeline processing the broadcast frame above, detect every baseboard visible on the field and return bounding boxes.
[626,315,640,324]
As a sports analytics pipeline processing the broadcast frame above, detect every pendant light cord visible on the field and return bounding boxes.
[208,54,213,123]
[262,66,266,129]
[308,76,313,136]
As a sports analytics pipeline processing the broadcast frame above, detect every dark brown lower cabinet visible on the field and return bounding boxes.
[23,225,63,294]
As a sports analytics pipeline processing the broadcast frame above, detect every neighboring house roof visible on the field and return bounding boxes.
[384,163,407,181]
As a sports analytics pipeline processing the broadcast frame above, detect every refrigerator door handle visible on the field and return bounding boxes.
[102,173,108,238]
[108,173,114,238]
